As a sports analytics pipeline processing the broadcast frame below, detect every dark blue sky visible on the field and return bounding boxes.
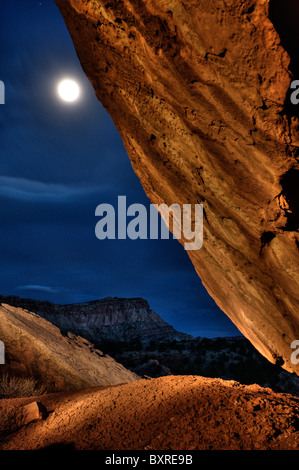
[0,0,240,338]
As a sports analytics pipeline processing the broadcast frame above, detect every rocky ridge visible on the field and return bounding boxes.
[0,295,190,345]
[2,295,298,397]
[0,302,138,392]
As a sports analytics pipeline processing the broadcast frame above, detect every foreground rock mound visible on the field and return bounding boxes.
[56,0,299,373]
[2,376,299,450]
[0,304,138,392]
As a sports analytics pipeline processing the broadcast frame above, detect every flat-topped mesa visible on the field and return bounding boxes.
[56,0,299,373]
[0,296,190,344]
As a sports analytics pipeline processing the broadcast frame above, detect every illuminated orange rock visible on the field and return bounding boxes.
[0,303,138,391]
[56,0,299,373]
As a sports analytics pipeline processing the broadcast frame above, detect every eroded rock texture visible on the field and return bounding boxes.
[0,303,138,391]
[56,0,299,373]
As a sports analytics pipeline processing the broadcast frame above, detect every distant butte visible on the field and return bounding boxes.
[0,295,190,344]
[56,0,299,373]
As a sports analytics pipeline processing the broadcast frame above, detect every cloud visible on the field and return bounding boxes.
[0,176,100,203]
[17,284,59,294]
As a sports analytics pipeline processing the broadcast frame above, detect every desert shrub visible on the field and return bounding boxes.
[129,339,143,351]
[146,340,158,352]
[0,374,45,399]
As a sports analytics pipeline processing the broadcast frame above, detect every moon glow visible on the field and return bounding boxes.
[57,79,80,102]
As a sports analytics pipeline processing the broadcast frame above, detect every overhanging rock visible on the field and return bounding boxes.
[56,0,299,374]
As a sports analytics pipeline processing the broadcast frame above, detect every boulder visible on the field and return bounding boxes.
[22,401,48,426]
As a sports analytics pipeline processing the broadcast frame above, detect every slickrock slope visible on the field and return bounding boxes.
[56,0,299,373]
[2,376,299,450]
[0,303,138,392]
[0,296,190,344]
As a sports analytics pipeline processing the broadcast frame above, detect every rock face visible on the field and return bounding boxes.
[0,303,138,392]
[56,0,299,373]
[0,296,190,345]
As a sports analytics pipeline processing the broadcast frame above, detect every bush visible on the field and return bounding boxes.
[0,374,46,399]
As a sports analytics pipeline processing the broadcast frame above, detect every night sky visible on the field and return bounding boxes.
[0,0,240,338]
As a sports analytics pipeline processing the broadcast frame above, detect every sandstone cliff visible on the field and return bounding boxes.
[56,0,299,373]
[0,303,138,392]
[0,296,189,345]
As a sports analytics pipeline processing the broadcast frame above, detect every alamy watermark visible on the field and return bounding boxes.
[95,196,203,251]
[290,80,299,105]
[291,340,299,365]
[0,81,5,105]
[0,340,5,364]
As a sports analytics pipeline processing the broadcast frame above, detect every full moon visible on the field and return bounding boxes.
[57,79,80,102]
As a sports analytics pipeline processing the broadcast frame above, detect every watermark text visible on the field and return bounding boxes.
[291,340,299,364]
[0,340,5,364]
[95,196,203,251]
[290,80,299,105]
[0,81,5,105]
